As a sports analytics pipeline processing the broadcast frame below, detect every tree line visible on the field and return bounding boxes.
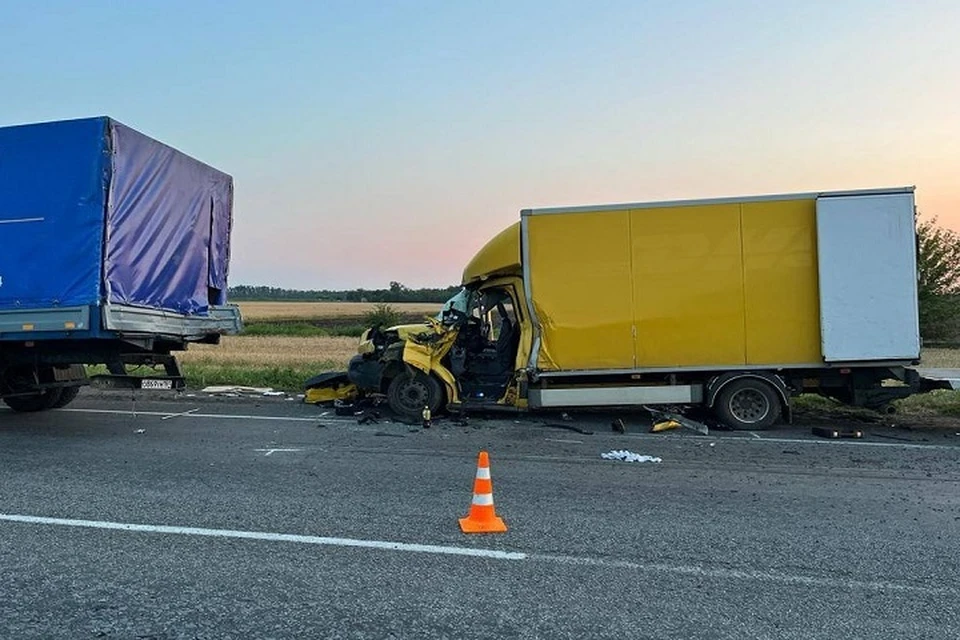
[228,281,460,303]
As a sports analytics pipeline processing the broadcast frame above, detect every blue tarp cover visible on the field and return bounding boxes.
[0,117,109,309]
[0,116,233,316]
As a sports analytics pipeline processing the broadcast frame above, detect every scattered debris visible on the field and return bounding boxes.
[357,412,380,425]
[374,431,405,438]
[543,423,594,435]
[262,390,285,397]
[422,406,433,429]
[651,419,681,432]
[782,449,801,455]
[315,423,327,429]
[134,429,145,434]
[601,450,662,463]
[812,426,863,439]
[560,412,573,421]
[644,406,709,435]
[160,408,199,421]
[611,418,626,434]
[202,385,273,394]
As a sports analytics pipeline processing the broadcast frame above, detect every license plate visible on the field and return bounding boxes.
[140,379,174,390]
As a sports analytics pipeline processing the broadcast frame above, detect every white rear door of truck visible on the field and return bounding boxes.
[816,191,920,362]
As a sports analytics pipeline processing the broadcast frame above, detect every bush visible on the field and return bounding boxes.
[917,217,960,344]
[363,303,402,328]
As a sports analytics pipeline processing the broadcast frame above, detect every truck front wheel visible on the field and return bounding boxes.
[387,370,443,421]
[3,389,63,413]
[714,379,781,430]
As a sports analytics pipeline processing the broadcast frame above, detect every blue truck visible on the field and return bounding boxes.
[0,116,241,411]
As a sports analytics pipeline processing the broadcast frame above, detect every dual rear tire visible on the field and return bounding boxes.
[714,378,782,430]
[2,386,82,413]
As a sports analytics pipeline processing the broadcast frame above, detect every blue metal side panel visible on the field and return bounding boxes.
[105,121,234,315]
[0,117,109,311]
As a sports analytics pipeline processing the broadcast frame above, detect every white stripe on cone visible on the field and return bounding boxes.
[472,493,494,506]
[475,467,491,480]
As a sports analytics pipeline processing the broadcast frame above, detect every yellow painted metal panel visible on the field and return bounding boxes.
[528,212,634,370]
[462,222,521,284]
[741,199,822,364]
[631,205,746,367]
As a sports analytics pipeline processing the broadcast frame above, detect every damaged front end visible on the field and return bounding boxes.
[306,312,462,421]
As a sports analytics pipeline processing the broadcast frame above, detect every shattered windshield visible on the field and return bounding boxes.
[436,288,473,321]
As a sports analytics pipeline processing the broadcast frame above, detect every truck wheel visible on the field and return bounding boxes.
[387,370,443,420]
[3,389,63,413]
[715,379,781,430]
[51,386,81,408]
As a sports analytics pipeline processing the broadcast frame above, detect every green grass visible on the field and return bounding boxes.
[180,363,335,391]
[87,362,338,392]
[793,390,960,420]
[895,389,960,417]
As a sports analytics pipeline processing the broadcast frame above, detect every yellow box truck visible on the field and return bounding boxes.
[344,186,931,429]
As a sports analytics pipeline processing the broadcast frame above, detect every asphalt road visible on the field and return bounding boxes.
[1,391,959,639]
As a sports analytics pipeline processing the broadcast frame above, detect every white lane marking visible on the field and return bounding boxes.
[0,513,525,560]
[254,448,304,456]
[750,432,762,440]
[545,438,584,444]
[0,512,951,596]
[60,408,321,423]
[0,217,45,225]
[160,408,199,421]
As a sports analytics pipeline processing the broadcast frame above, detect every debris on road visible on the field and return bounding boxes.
[543,422,595,435]
[202,385,274,395]
[645,406,710,435]
[611,418,626,433]
[651,419,681,432]
[812,426,863,439]
[601,450,662,463]
[133,429,145,434]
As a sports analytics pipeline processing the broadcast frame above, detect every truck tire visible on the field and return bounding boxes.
[714,378,781,430]
[3,388,63,413]
[51,386,81,408]
[387,370,443,420]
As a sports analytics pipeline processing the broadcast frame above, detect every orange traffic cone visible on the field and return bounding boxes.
[459,450,508,533]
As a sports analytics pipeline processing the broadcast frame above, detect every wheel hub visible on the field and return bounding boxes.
[729,388,770,423]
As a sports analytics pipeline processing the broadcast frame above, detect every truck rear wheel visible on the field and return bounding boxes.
[3,389,63,413]
[714,379,781,430]
[387,370,443,421]
[51,386,81,408]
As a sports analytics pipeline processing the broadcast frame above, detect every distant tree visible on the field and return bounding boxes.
[917,216,960,344]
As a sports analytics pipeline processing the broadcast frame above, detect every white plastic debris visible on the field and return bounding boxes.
[601,449,661,463]
[261,391,285,397]
[134,429,146,434]
[202,385,274,394]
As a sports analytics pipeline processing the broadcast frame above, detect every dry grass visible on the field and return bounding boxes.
[181,335,358,369]
[920,348,960,368]
[236,301,441,322]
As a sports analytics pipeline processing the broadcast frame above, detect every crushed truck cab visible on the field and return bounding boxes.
[342,186,944,429]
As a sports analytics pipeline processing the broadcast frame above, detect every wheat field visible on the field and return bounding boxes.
[181,335,358,369]
[236,301,441,322]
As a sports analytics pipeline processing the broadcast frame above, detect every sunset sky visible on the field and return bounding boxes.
[2,1,957,289]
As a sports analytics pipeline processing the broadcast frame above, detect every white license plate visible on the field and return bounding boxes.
[140,379,174,390]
